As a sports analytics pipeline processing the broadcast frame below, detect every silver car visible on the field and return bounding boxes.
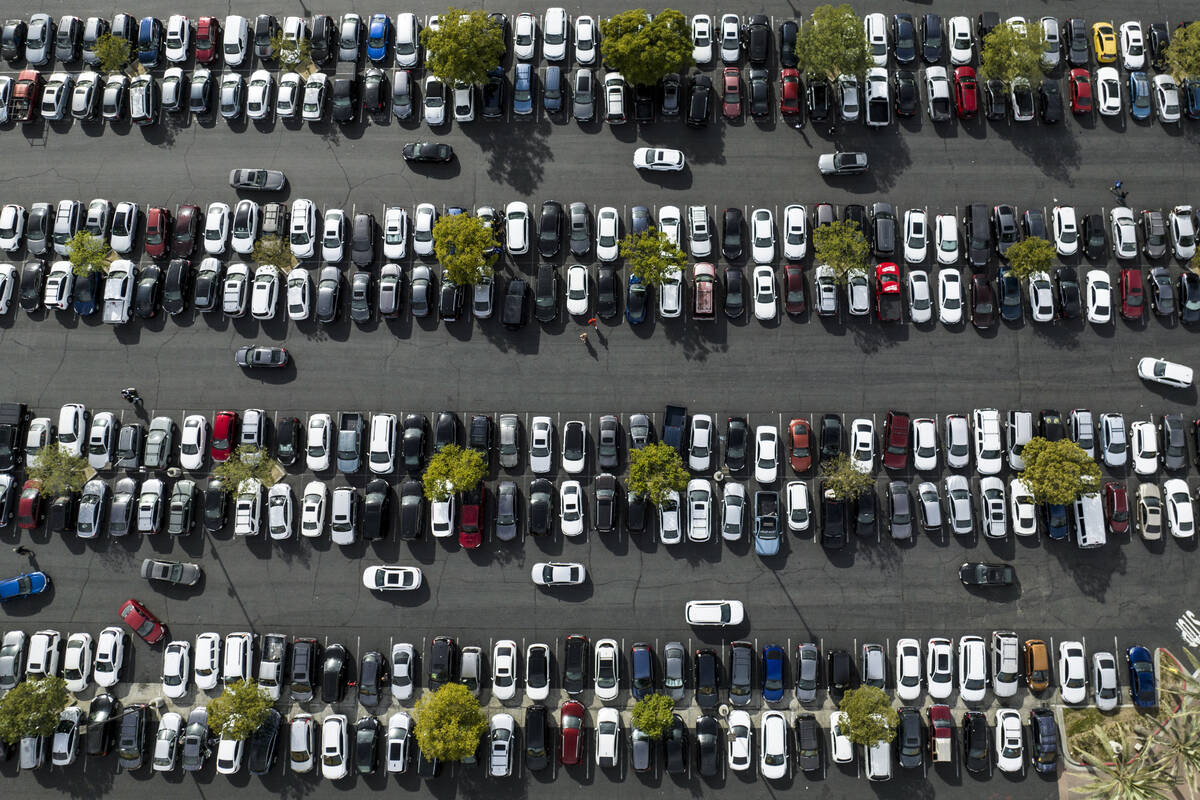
[76,478,108,539]
[108,477,139,536]
[144,416,174,470]
[498,414,520,469]
[663,641,685,701]
[943,475,973,535]
[796,642,819,703]
[410,266,432,317]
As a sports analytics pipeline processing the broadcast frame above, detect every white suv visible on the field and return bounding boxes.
[957,635,987,703]
[972,408,1002,475]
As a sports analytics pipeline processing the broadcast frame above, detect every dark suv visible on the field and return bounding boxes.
[694,648,720,709]
[247,708,282,775]
[963,710,989,773]
[728,641,754,706]
[428,636,457,690]
[686,74,712,127]
[563,634,588,695]
[963,204,991,268]
[870,202,896,256]
[350,213,375,267]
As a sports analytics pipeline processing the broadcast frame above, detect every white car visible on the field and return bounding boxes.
[1153,74,1181,123]
[752,265,776,321]
[958,635,987,703]
[276,72,302,118]
[1028,270,1055,322]
[660,490,681,544]
[41,261,74,311]
[688,414,714,471]
[633,146,687,173]
[944,475,973,535]
[781,204,807,259]
[1110,207,1138,259]
[62,633,93,693]
[560,480,584,537]
[193,632,221,690]
[93,626,125,688]
[542,7,568,61]
[430,495,454,538]
[514,12,536,60]
[51,707,84,767]
[230,200,259,255]
[911,417,938,471]
[289,199,317,258]
[947,16,973,64]
[161,640,191,699]
[250,264,279,320]
[300,481,327,538]
[895,638,922,701]
[1165,479,1195,539]
[937,268,964,325]
[1009,478,1037,536]
[594,639,619,701]
[934,214,958,264]
[1120,21,1145,69]
[305,415,332,472]
[504,201,530,255]
[109,202,139,254]
[565,264,589,316]
[908,271,933,322]
[659,205,682,247]
[994,709,1023,773]
[531,561,586,586]
[176,414,207,472]
[865,13,888,66]
[751,208,775,264]
[286,268,310,321]
[1130,421,1158,474]
[1137,357,1193,389]
[246,69,274,120]
[574,15,596,64]
[754,425,779,483]
[491,640,518,701]
[1058,641,1088,704]
[391,643,415,700]
[1100,412,1127,468]
[321,208,346,263]
[321,715,350,780]
[977,476,1006,538]
[760,711,788,780]
[830,711,854,763]
[529,416,553,473]
[1170,205,1197,260]
[849,418,874,473]
[727,709,752,771]
[301,73,328,122]
[0,204,25,251]
[151,711,183,772]
[595,706,620,768]
[165,14,190,62]
[972,408,1002,475]
[1095,67,1122,116]
[1093,651,1120,712]
[691,15,713,64]
[596,207,619,261]
[223,632,253,685]
[384,712,411,772]
[203,202,230,255]
[927,637,954,699]
[383,207,408,259]
[561,420,586,474]
[786,481,810,532]
[1086,270,1112,324]
[413,203,436,257]
[685,599,744,626]
[942,415,966,470]
[362,565,422,591]
[719,13,741,63]
[686,478,712,542]
[56,403,86,458]
[688,205,712,257]
[903,209,928,264]
[659,267,682,318]
[422,74,446,125]
[1052,205,1079,256]
[394,13,420,68]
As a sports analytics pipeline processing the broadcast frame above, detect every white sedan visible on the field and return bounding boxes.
[759,710,788,780]
[1085,269,1112,324]
[1110,207,1138,260]
[935,214,958,264]
[286,267,310,321]
[633,147,685,172]
[1153,74,1181,124]
[719,13,741,63]
[246,69,274,120]
[492,640,519,701]
[947,16,973,64]
[1170,206,1196,260]
[894,638,922,701]
[595,207,620,262]
[1137,357,1193,389]
[594,640,620,702]
[750,208,774,264]
[1028,270,1055,322]
[937,268,963,325]
[531,561,586,586]
[752,265,776,320]
[911,417,938,471]
[727,709,752,771]
[849,418,875,473]
[1009,478,1037,536]
[903,208,927,264]
[565,264,589,316]
[926,637,954,699]
[994,709,1024,773]
[1130,421,1158,475]
[782,204,807,259]
[754,425,779,483]
[179,414,207,471]
[1164,479,1195,539]
[276,71,302,118]
[1057,641,1088,704]
[1095,67,1122,116]
[161,640,191,699]
[413,203,437,257]
[1052,205,1078,256]
[691,15,713,64]
[559,481,584,537]
[362,566,423,591]
[907,270,932,323]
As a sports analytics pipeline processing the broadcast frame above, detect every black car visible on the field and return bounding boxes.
[310,15,335,64]
[959,561,1015,586]
[362,68,388,114]
[920,14,943,62]
[133,264,162,318]
[1023,209,1048,240]
[660,73,681,116]
[963,710,989,773]
[893,70,918,116]
[358,650,389,708]
[354,716,380,774]
[626,492,647,533]
[664,714,688,774]
[483,68,505,118]
[18,261,44,312]
[563,634,587,696]
[897,707,923,769]
[247,708,282,776]
[70,269,99,316]
[983,78,1007,120]
[162,258,191,315]
[47,492,77,534]
[596,416,620,470]
[321,643,348,703]
[274,416,301,466]
[696,715,720,777]
[892,14,917,63]
[1064,18,1089,67]
[1149,267,1175,316]
[202,477,227,533]
[725,416,748,472]
[963,204,991,268]
[433,411,458,452]
[397,479,424,540]
[633,83,653,122]
[428,636,457,689]
[694,648,720,710]
[779,20,798,67]
[331,76,358,123]
[86,693,119,756]
[826,649,852,694]
[1039,409,1064,441]
[1180,271,1200,324]
[596,266,617,319]
[795,714,820,771]
[746,14,770,64]
[807,78,831,121]
[438,276,463,321]
[362,480,390,541]
[524,705,549,771]
[534,264,558,323]
[401,414,426,474]
[1083,213,1106,259]
[853,491,877,537]
[686,74,712,127]
[819,414,842,461]
[747,68,769,118]
[117,703,147,771]
[1029,707,1059,774]
[723,266,744,318]
[997,268,1022,322]
[870,202,896,256]
[528,478,553,535]
[721,208,743,260]
[820,489,846,549]
[538,201,562,258]
[1148,23,1170,69]
[501,277,528,329]
[1039,79,1063,123]
[1142,210,1168,260]
[402,141,454,162]
[1054,266,1082,319]
[970,273,997,329]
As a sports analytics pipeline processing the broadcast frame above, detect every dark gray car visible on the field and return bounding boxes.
[410,265,432,317]
[887,480,913,540]
[568,202,590,257]
[108,477,138,536]
[1161,413,1186,471]
[144,416,173,470]
[629,414,652,449]
[350,271,372,322]
[1142,210,1168,260]
[316,266,340,324]
[228,169,287,192]
[117,705,146,771]
[796,714,821,771]
[871,202,896,257]
[796,642,819,703]
[351,213,375,267]
[663,641,685,701]
[495,481,518,541]
[728,642,753,706]
[498,414,520,469]
[180,707,209,771]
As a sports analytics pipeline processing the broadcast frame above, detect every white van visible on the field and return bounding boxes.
[1006,410,1033,469]
[394,13,419,67]
[223,15,250,65]
[1074,492,1106,548]
[865,731,892,781]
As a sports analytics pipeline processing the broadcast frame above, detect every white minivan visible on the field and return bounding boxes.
[223,15,249,65]
[1073,492,1106,548]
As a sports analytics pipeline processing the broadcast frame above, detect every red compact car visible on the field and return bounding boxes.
[953,66,978,119]
[119,598,167,644]
[875,263,902,323]
[195,16,221,64]
[1068,68,1093,114]
[559,701,586,765]
[783,265,805,315]
[788,418,812,473]
[172,204,200,257]
[882,410,911,470]
[1119,267,1145,321]
[1104,482,1129,534]
[722,67,741,119]
[16,479,43,530]
[210,411,240,462]
[779,68,801,117]
[458,484,485,549]
[143,206,172,259]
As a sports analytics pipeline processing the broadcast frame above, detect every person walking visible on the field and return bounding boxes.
[586,316,598,328]
[12,546,32,556]
[579,331,588,343]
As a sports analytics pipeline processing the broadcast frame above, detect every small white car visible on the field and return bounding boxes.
[596,207,620,261]
[361,566,422,591]
[110,202,139,254]
[908,270,932,323]
[957,635,987,703]
[384,712,411,773]
[944,475,973,535]
[565,264,589,316]
[383,206,408,259]
[692,15,713,64]
[529,416,553,473]
[830,711,854,763]
[1052,205,1079,256]
[926,637,954,699]
[719,13,741,63]
[1164,478,1195,539]
[193,632,221,690]
[1110,207,1138,259]
[305,415,332,472]
[595,706,620,768]
[413,203,437,257]
[947,16,973,64]
[1009,478,1037,536]
[752,265,776,321]
[62,633,93,693]
[1092,651,1120,711]
[391,643,415,700]
[321,715,350,780]
[894,638,922,701]
[660,490,681,544]
[684,599,744,626]
[1057,641,1088,704]
[633,146,687,172]
[944,414,969,468]
[1028,270,1055,322]
[321,208,346,263]
[727,709,753,771]
[203,202,230,255]
[1170,206,1196,260]
[688,414,714,471]
[937,268,964,325]
[531,562,586,586]
[977,476,1006,538]
[934,214,958,264]
[1086,269,1112,324]
[911,417,938,471]
[514,13,537,60]
[1095,67,1122,116]
[1120,21,1145,70]
[250,264,279,320]
[849,418,874,473]
[542,7,568,61]
[994,709,1023,773]
[1137,357,1193,389]
[152,711,183,772]
[760,710,788,780]
[161,640,191,699]
[594,639,619,702]
[491,640,518,701]
[1130,420,1158,475]
[903,209,928,264]
[754,425,779,483]
[504,201,530,255]
[751,208,775,264]
[93,626,125,688]
[786,481,810,532]
[286,267,311,321]
[165,15,190,62]
[300,480,327,538]
[574,15,596,64]
[56,403,87,458]
[0,204,25,251]
[1100,412,1127,468]
[246,69,274,120]
[559,480,584,536]
[301,73,328,122]
[276,72,302,118]
[781,204,807,259]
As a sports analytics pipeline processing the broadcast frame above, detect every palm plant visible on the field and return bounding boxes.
[1073,730,1175,800]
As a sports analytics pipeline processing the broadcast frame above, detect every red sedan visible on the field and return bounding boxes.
[721,67,741,119]
[1104,482,1129,534]
[16,479,43,530]
[195,16,221,64]
[882,410,910,471]
[783,265,805,315]
[119,598,167,644]
[874,263,902,323]
[1068,68,1092,114]
[458,484,485,549]
[779,68,801,117]
[143,206,172,259]
[1119,267,1145,321]
[559,701,586,765]
[788,418,812,473]
[953,66,978,119]
[210,410,240,463]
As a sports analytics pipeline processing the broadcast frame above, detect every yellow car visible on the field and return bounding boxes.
[1092,22,1117,63]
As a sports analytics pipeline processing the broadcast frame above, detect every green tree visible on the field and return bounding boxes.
[812,219,870,284]
[1165,22,1200,81]
[207,680,272,742]
[433,214,500,287]
[251,236,293,270]
[270,29,312,69]
[838,686,898,747]
[422,444,488,502]
[631,694,675,739]
[421,9,506,85]
[599,10,693,87]
[95,32,132,74]
[1074,730,1175,800]
[414,683,487,762]
[28,444,89,496]
[1004,236,1056,281]
[979,22,1045,86]
[1153,711,1200,794]
[212,446,278,489]
[1019,437,1102,506]
[820,453,875,500]
[795,5,872,83]
[66,231,112,277]
[627,442,689,506]
[0,677,71,745]
[620,228,685,288]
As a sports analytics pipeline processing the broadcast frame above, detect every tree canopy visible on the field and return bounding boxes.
[433,214,500,287]
[28,443,89,496]
[66,231,112,277]
[979,21,1045,86]
[212,446,278,489]
[94,32,132,74]
[1004,236,1056,281]
[599,10,694,87]
[627,442,690,506]
[620,228,684,287]
[1166,21,1200,81]
[838,686,898,747]
[813,219,870,284]
[631,694,675,739]
[795,5,872,82]
[423,444,488,502]
[1019,436,1102,505]
[207,680,273,741]
[421,9,506,85]
[414,683,488,762]
[0,677,70,745]
[820,453,876,500]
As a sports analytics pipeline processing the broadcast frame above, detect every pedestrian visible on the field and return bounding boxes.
[579,331,588,343]
[1114,179,1123,190]
[586,316,598,328]
[1119,190,1129,204]
[827,124,837,136]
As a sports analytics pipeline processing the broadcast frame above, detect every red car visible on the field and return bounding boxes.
[788,418,812,473]
[970,273,996,329]
[721,67,741,119]
[1119,267,1145,321]
[1068,68,1093,114]
[210,411,240,462]
[882,410,911,470]
[143,206,172,259]
[194,16,221,64]
[953,66,978,119]
[16,479,42,530]
[458,484,486,549]
[783,265,805,315]
[119,598,167,644]
[874,263,902,323]
[779,68,801,117]
[559,701,586,765]
[1104,482,1129,534]
[172,204,200,257]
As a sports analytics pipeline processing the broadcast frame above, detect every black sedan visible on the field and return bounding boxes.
[235,345,289,368]
[133,264,162,319]
[228,169,287,191]
[402,142,454,163]
[1180,271,1200,324]
[959,562,1015,586]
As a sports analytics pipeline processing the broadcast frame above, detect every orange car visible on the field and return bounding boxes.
[1024,639,1051,692]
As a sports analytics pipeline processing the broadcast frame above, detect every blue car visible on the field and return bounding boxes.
[1044,503,1069,540]
[626,275,647,323]
[73,270,100,316]
[754,490,781,556]
[1128,72,1152,121]
[0,571,49,602]
[513,63,534,116]
[137,16,162,66]
[1126,646,1157,707]
[762,645,785,703]
[366,14,391,63]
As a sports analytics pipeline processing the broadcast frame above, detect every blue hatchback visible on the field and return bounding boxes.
[366,14,391,63]
[1126,646,1157,707]
[137,16,162,66]
[0,571,49,602]
[1128,72,1152,120]
[762,645,785,703]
